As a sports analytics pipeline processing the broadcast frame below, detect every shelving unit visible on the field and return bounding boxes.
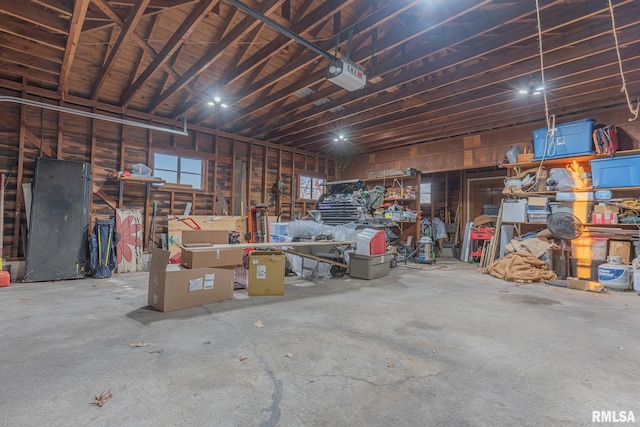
[501,150,640,239]
[364,173,422,246]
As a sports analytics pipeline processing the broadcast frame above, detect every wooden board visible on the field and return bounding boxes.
[167,215,265,256]
[116,208,144,273]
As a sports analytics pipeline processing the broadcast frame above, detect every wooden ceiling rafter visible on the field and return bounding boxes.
[219,0,423,132]
[277,2,639,150]
[244,0,494,140]
[169,0,357,120]
[0,2,69,34]
[0,18,67,50]
[81,0,199,33]
[257,0,608,144]
[119,0,219,107]
[59,0,91,99]
[145,0,284,114]
[90,0,151,100]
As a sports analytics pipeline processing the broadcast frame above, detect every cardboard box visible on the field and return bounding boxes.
[181,247,243,269]
[181,229,229,246]
[148,248,234,312]
[527,196,550,212]
[609,241,631,264]
[248,251,285,296]
[591,212,618,224]
[566,277,605,293]
[593,204,620,214]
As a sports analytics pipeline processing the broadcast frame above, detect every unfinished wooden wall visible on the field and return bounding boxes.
[0,91,338,259]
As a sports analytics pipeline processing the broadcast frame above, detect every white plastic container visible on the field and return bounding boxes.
[598,256,631,290]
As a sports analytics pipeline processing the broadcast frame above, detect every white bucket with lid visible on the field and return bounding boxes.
[633,258,640,293]
[598,256,632,290]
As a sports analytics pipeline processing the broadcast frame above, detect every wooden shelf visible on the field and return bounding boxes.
[116,176,165,184]
[502,148,640,170]
[384,197,418,202]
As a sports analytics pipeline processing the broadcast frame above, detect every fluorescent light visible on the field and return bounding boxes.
[221,104,228,108]
[518,90,528,94]
[207,101,215,106]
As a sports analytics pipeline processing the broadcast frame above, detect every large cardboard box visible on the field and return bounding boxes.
[181,247,243,269]
[609,241,631,264]
[148,248,234,312]
[248,251,285,296]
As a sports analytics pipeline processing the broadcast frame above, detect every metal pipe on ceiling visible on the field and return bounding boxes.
[223,0,337,61]
[0,96,188,136]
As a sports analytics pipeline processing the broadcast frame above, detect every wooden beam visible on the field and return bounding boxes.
[91,0,151,100]
[146,0,283,113]
[0,20,66,50]
[92,183,117,210]
[0,2,70,34]
[119,0,218,106]
[58,0,90,98]
[0,110,54,158]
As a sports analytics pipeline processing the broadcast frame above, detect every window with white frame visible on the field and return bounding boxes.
[154,153,203,190]
[298,175,325,200]
[420,182,431,204]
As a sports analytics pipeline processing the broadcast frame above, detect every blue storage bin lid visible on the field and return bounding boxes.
[533,118,595,132]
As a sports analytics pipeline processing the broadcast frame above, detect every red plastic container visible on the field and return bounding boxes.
[0,270,9,287]
[356,228,386,256]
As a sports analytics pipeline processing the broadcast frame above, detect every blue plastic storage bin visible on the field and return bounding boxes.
[533,119,595,160]
[590,154,640,188]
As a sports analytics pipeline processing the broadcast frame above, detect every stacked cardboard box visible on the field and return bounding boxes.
[148,230,242,312]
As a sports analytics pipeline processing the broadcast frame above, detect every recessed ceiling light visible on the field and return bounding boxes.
[214,96,221,103]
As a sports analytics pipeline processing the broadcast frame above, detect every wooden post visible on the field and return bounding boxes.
[12,99,26,258]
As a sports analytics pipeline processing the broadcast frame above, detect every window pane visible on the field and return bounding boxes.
[154,153,177,171]
[180,172,202,189]
[299,176,312,199]
[155,170,177,184]
[311,178,324,200]
[180,157,202,174]
[420,182,431,204]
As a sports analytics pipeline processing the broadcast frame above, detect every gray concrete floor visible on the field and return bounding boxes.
[1,260,639,427]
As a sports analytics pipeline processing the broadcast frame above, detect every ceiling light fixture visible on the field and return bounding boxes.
[208,97,228,108]
[333,134,348,142]
[519,81,545,95]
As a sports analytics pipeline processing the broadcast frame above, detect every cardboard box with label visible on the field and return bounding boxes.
[180,230,243,269]
[248,251,285,296]
[148,248,234,312]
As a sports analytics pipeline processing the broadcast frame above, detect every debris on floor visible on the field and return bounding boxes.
[129,342,149,348]
[285,352,293,358]
[254,320,264,328]
[145,349,163,354]
[239,354,249,361]
[92,389,113,407]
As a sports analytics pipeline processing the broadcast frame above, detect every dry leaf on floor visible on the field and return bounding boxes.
[285,353,293,358]
[92,389,113,407]
[145,349,163,354]
[129,342,149,348]
[387,362,395,368]
[254,320,264,328]
[203,341,211,345]
[239,354,249,361]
